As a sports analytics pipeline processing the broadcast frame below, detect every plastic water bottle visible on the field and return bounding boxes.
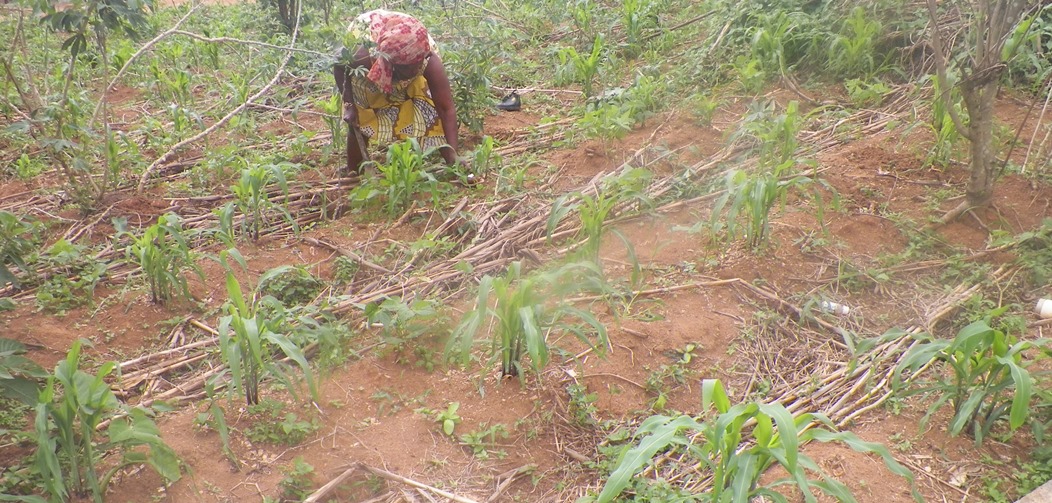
[819,300,850,316]
[1036,299,1052,319]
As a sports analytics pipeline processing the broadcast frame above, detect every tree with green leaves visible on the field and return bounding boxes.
[926,0,1037,224]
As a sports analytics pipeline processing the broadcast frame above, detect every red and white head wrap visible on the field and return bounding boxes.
[356,11,432,93]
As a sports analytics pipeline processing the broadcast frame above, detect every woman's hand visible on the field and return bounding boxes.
[342,102,359,126]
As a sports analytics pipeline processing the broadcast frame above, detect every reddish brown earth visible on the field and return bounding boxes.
[2,87,1051,503]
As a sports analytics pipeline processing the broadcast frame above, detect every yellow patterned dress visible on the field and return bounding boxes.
[349,69,447,150]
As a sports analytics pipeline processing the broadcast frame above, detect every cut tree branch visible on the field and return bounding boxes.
[89,2,202,127]
[136,0,303,192]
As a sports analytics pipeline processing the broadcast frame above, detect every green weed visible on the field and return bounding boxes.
[844,78,891,107]
[244,398,319,446]
[331,256,361,286]
[567,383,599,426]
[257,265,323,306]
[459,422,509,460]
[7,154,46,180]
[277,457,315,502]
[365,296,446,350]
[416,402,462,436]
[35,240,107,313]
[0,211,41,289]
[643,343,697,411]
[444,33,506,134]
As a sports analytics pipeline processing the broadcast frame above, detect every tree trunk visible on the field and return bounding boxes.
[960,78,1001,208]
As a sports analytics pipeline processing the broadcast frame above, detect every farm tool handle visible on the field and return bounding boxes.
[351,124,368,165]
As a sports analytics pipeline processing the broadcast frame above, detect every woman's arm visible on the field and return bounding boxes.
[422,53,459,165]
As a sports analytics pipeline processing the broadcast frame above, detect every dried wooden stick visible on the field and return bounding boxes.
[304,463,482,503]
[302,465,360,503]
[302,237,394,274]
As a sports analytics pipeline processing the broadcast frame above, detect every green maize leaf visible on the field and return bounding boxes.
[991,330,1008,357]
[807,477,856,503]
[998,355,1032,430]
[751,487,789,503]
[267,332,317,401]
[893,338,947,386]
[809,429,920,502]
[0,495,47,502]
[953,320,994,354]
[763,447,816,502]
[244,318,264,365]
[730,451,760,503]
[702,378,731,414]
[918,392,951,432]
[597,415,702,503]
[753,412,773,448]
[34,400,66,502]
[949,390,986,436]
[519,307,547,372]
[226,273,248,316]
[759,403,800,471]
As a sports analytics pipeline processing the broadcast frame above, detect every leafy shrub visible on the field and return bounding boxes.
[444,32,507,134]
[258,265,323,306]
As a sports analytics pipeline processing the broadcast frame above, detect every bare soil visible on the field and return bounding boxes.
[2,85,1051,503]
